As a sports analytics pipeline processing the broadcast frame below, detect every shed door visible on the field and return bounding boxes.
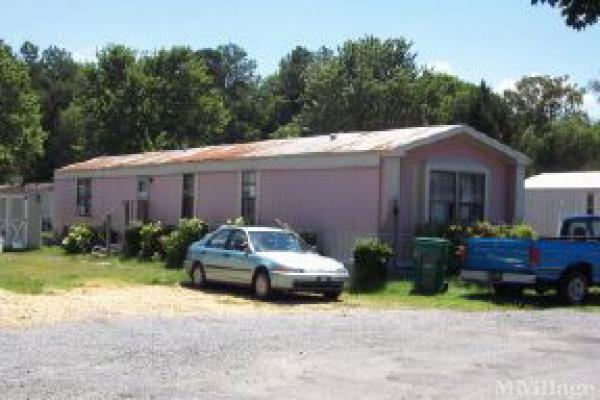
[3,197,28,249]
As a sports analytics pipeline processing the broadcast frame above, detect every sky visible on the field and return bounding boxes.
[2,0,600,118]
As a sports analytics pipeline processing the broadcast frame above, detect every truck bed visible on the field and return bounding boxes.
[463,237,600,285]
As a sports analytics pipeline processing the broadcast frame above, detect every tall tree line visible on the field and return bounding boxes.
[0,36,599,183]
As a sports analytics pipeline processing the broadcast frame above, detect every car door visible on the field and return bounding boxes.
[223,230,254,284]
[201,228,233,282]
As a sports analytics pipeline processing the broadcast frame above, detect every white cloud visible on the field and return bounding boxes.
[428,60,453,75]
[71,47,98,63]
[582,92,600,121]
[494,78,517,94]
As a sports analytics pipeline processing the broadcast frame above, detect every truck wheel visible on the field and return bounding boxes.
[492,284,522,298]
[559,271,588,305]
[253,270,271,299]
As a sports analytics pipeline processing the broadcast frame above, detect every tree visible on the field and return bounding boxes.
[531,0,600,30]
[503,75,584,132]
[198,44,260,142]
[520,115,600,172]
[299,36,420,133]
[23,45,82,181]
[142,47,230,147]
[0,44,45,182]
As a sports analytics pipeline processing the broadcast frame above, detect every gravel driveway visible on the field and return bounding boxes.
[1,309,599,399]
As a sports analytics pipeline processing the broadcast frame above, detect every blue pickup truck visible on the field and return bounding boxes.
[461,216,600,304]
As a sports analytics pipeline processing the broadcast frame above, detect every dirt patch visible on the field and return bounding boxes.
[0,285,348,328]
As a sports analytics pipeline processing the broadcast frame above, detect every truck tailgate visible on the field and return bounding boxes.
[465,238,533,273]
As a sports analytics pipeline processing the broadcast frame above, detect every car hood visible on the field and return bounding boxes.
[257,252,346,272]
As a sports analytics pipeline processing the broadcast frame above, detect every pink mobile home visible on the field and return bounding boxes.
[54,125,529,264]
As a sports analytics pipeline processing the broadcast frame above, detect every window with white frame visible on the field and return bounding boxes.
[76,178,92,217]
[241,171,257,225]
[137,177,150,200]
[429,170,485,224]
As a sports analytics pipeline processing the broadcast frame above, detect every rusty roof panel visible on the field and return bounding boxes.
[57,125,466,173]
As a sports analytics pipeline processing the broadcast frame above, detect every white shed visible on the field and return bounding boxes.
[525,172,600,237]
[0,183,52,250]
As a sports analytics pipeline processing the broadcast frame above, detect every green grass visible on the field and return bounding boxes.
[344,279,600,311]
[2,247,599,312]
[0,247,186,294]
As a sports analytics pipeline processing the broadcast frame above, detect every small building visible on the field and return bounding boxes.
[54,125,528,263]
[0,183,53,249]
[525,172,600,237]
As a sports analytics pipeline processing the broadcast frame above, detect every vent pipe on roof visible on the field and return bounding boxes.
[330,133,337,140]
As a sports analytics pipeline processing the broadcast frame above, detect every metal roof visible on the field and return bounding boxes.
[57,124,528,173]
[0,182,53,194]
[525,172,600,190]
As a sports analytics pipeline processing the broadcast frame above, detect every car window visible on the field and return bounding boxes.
[206,229,232,248]
[248,231,309,252]
[227,230,248,251]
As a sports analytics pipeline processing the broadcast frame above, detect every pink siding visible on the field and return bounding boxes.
[53,178,77,233]
[53,176,137,233]
[149,175,182,226]
[259,168,380,260]
[196,172,239,224]
[398,133,515,237]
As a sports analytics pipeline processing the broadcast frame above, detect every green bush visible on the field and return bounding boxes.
[62,224,96,254]
[352,238,393,290]
[226,216,246,226]
[123,225,143,258]
[139,222,167,260]
[162,218,209,268]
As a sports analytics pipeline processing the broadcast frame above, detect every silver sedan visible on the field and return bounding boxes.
[184,226,349,299]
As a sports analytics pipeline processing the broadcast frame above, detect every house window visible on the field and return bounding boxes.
[137,177,150,200]
[587,193,595,215]
[181,174,195,219]
[429,171,485,224]
[241,171,257,225]
[76,178,92,217]
[136,177,150,222]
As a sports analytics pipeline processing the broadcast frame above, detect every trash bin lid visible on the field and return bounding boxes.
[414,237,451,246]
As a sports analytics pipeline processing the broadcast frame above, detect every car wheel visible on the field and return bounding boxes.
[559,271,588,305]
[322,291,342,301]
[191,264,206,288]
[253,270,271,299]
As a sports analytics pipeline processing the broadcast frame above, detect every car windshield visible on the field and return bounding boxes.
[248,231,310,252]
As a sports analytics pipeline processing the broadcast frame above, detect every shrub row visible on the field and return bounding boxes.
[351,221,538,289]
[62,218,208,268]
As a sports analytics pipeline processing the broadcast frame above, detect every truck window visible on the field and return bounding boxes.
[561,221,590,238]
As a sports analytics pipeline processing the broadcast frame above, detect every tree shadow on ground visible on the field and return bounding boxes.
[179,280,339,306]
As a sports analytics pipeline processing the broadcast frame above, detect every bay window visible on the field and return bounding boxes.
[429,170,485,224]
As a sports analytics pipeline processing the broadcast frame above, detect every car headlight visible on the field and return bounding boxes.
[272,265,304,273]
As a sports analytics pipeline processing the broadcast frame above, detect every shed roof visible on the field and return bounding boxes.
[57,124,528,174]
[0,182,53,194]
[525,172,600,190]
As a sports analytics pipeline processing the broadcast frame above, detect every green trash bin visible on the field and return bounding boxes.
[412,237,451,294]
